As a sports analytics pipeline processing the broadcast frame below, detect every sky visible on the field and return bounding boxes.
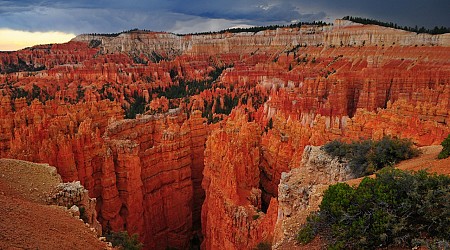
[1,0,449,51]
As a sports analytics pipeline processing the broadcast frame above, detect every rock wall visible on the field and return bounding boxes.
[273,146,356,248]
[330,19,450,47]
[72,20,450,59]
[201,111,277,250]
[50,181,103,236]
[0,96,207,249]
[281,145,353,210]
[102,109,205,249]
[0,18,449,250]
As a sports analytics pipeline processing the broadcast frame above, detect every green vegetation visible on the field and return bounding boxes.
[254,241,272,250]
[154,79,211,100]
[154,65,229,99]
[10,86,28,100]
[76,85,85,102]
[1,58,46,74]
[123,91,147,119]
[98,83,115,101]
[438,134,450,159]
[182,21,328,36]
[8,84,53,105]
[85,22,329,38]
[79,206,88,223]
[214,94,239,116]
[322,136,420,176]
[150,51,166,63]
[296,216,317,244]
[120,65,232,119]
[88,39,102,48]
[86,28,142,37]
[106,231,143,250]
[343,16,450,35]
[297,168,450,249]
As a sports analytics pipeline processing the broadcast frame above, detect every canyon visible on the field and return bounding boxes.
[0,19,449,249]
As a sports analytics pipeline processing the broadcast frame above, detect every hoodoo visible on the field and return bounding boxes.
[0,19,449,249]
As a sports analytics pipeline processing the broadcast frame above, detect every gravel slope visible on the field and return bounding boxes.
[0,159,109,250]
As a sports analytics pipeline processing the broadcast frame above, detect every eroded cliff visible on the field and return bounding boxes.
[0,19,449,249]
[202,111,277,249]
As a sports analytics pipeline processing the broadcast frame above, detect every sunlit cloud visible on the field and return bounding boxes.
[0,29,75,51]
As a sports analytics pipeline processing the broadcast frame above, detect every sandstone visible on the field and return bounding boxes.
[69,205,81,217]
[0,19,448,250]
[202,111,276,250]
[50,181,103,236]
[272,146,356,248]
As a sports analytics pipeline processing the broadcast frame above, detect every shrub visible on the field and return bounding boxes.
[79,206,88,223]
[106,231,143,250]
[438,134,450,159]
[322,136,420,176]
[297,168,450,249]
[321,140,349,158]
[254,241,272,250]
[296,213,321,244]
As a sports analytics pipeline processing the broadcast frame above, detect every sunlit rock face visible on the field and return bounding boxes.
[0,19,449,249]
[201,111,278,250]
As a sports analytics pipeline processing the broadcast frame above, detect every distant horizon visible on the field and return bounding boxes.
[1,14,450,51]
[1,0,449,51]
[0,29,75,51]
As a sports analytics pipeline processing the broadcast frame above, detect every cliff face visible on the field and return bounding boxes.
[273,146,356,248]
[0,19,449,250]
[0,42,98,73]
[102,109,203,249]
[0,95,207,249]
[202,111,277,250]
[72,19,450,58]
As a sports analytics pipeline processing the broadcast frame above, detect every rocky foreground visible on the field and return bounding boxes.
[0,19,449,249]
[0,159,109,249]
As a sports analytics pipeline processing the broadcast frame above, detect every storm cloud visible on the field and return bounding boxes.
[0,0,449,35]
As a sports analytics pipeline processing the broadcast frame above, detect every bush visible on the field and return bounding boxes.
[254,241,272,250]
[438,134,450,159]
[79,206,88,223]
[297,168,450,249]
[106,231,143,250]
[322,136,420,176]
[296,213,321,244]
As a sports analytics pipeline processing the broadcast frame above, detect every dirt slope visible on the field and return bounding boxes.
[0,159,109,250]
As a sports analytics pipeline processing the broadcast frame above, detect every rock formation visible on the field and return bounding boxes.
[0,159,111,249]
[50,180,103,236]
[273,146,356,248]
[202,111,277,249]
[102,109,205,249]
[0,19,449,249]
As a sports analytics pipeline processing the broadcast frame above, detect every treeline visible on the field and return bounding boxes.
[85,28,155,37]
[84,21,330,38]
[181,21,329,36]
[343,16,450,34]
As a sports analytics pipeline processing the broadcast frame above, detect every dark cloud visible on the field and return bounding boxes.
[302,0,450,28]
[0,0,448,35]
